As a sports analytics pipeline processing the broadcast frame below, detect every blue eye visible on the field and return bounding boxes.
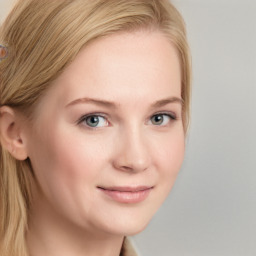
[80,115,108,128]
[150,113,175,126]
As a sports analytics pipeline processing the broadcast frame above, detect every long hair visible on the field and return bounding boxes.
[0,1,191,255]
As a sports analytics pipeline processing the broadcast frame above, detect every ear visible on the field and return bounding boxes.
[0,106,28,160]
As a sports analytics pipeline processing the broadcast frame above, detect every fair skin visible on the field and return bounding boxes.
[0,30,184,256]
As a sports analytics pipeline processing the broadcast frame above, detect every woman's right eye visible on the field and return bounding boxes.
[78,115,109,128]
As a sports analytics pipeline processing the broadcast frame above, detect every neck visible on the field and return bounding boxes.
[26,191,124,256]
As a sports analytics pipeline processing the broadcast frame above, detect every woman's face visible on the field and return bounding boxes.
[26,30,185,236]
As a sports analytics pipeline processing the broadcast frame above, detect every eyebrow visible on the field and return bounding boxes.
[152,97,184,108]
[65,96,183,109]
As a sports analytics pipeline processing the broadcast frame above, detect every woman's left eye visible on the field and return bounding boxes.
[149,113,175,126]
[79,115,109,128]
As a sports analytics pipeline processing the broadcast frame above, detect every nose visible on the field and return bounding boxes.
[112,127,151,173]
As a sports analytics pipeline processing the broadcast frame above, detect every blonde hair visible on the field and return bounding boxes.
[0,0,191,255]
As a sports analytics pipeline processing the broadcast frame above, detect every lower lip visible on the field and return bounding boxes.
[99,188,152,204]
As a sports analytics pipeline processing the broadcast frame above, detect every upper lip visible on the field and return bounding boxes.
[97,186,153,192]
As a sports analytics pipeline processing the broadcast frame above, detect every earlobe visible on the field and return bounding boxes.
[0,106,28,160]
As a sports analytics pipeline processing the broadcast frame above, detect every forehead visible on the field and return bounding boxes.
[40,30,181,109]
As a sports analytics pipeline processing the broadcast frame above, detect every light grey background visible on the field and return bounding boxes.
[1,1,255,256]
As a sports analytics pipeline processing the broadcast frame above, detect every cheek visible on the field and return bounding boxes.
[154,129,185,187]
[28,126,103,198]
[27,127,109,221]
[166,136,185,170]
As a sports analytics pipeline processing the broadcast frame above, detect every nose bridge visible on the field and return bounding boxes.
[113,122,151,173]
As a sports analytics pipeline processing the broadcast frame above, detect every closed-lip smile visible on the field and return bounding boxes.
[97,186,154,204]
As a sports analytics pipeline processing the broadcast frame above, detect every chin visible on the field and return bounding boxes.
[104,221,150,237]
[124,224,149,236]
[97,208,157,237]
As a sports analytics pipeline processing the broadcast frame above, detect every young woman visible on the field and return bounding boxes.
[0,0,191,255]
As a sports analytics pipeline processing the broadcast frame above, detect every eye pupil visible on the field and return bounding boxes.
[86,116,99,127]
[152,115,163,125]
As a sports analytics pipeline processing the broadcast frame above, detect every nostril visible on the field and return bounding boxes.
[121,166,133,171]
[114,164,133,172]
[114,160,149,173]
[120,165,137,173]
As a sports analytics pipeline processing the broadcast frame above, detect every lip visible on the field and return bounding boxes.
[97,186,153,204]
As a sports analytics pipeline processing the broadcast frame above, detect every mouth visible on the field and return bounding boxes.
[97,186,153,204]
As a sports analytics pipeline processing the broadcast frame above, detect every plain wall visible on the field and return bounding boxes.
[1,1,255,255]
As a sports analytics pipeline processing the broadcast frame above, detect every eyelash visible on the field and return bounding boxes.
[149,112,177,126]
[77,112,177,129]
[77,113,109,129]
